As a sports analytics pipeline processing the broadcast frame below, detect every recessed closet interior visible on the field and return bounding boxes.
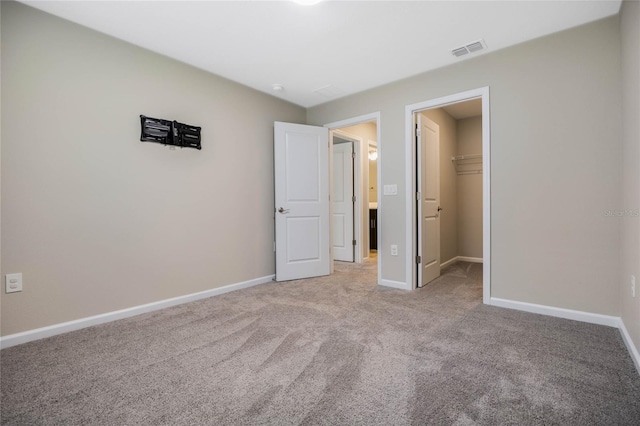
[422,99,483,267]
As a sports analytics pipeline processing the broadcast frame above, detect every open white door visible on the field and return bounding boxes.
[332,141,354,262]
[274,122,330,281]
[417,114,441,287]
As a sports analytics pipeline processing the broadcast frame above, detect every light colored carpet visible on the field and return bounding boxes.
[1,259,639,425]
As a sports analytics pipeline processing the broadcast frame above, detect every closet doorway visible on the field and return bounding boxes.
[406,88,491,303]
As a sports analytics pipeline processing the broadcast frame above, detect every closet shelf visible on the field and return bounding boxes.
[451,154,482,175]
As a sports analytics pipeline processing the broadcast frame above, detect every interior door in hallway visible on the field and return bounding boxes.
[418,114,441,287]
[274,122,330,281]
[332,140,354,262]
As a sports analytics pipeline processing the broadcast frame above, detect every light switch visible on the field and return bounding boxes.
[383,184,397,196]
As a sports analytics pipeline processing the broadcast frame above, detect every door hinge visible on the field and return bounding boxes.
[416,127,421,137]
[273,241,276,252]
[352,240,357,246]
[352,195,356,203]
[416,256,421,264]
[352,151,356,159]
[416,192,421,201]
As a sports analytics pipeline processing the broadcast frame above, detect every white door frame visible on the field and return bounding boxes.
[331,130,362,263]
[325,112,381,283]
[405,87,491,304]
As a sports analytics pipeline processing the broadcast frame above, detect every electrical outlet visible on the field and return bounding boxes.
[390,245,398,256]
[632,275,636,298]
[5,273,23,293]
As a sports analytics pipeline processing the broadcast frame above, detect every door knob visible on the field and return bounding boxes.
[278,207,290,214]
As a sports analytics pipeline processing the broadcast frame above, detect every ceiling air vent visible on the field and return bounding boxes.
[313,85,346,99]
[466,41,485,53]
[452,47,468,57]
[451,39,487,58]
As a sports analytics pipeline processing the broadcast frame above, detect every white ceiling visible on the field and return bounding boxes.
[23,0,622,108]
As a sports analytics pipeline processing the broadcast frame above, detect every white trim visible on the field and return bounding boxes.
[405,87,491,301]
[481,91,491,305]
[440,256,484,269]
[379,279,409,290]
[458,256,483,263]
[618,318,640,373]
[0,275,274,349]
[490,297,619,327]
[324,112,379,130]
[440,257,458,269]
[325,112,382,286]
[490,298,640,375]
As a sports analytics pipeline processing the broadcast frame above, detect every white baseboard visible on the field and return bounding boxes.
[489,298,639,375]
[0,274,275,349]
[440,256,483,269]
[439,257,458,269]
[379,279,410,290]
[490,297,620,327]
[618,318,640,374]
[458,256,483,263]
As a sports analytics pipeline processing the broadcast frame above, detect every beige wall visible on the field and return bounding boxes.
[421,109,458,265]
[620,1,640,358]
[0,2,305,335]
[456,116,483,259]
[308,17,622,315]
[338,122,377,259]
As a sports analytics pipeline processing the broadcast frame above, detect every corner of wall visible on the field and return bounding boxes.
[619,0,640,364]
